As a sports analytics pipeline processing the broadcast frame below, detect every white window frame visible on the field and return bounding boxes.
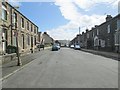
[26,21,29,30]
[107,25,110,33]
[34,26,36,34]
[97,29,99,35]
[21,17,24,28]
[27,34,30,45]
[2,4,7,21]
[31,24,33,32]
[12,12,17,28]
[87,33,89,38]
[93,32,94,37]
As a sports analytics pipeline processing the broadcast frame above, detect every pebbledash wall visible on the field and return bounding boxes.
[0,1,39,55]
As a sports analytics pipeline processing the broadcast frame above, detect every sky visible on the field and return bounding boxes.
[9,0,119,40]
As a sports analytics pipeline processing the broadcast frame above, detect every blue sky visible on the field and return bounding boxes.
[19,2,69,32]
[9,0,119,40]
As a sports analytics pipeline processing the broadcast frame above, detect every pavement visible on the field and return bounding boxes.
[81,48,120,61]
[2,48,118,88]
[1,47,52,81]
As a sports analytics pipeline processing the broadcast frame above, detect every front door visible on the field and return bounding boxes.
[31,36,33,48]
[2,29,7,54]
[22,34,24,49]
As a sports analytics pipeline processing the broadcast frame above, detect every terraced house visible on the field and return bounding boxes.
[42,32,54,46]
[71,14,120,53]
[0,1,39,55]
[115,14,120,53]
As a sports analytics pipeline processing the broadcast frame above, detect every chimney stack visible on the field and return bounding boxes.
[44,32,47,34]
[95,25,98,27]
[82,32,84,34]
[86,29,88,32]
[106,15,112,22]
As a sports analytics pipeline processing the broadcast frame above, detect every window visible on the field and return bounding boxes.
[34,36,36,45]
[2,4,7,20]
[117,19,120,30]
[22,34,24,49]
[13,34,16,46]
[107,25,110,33]
[94,37,99,46]
[93,32,94,37]
[34,26,36,33]
[21,17,24,28]
[115,33,118,45]
[27,21,29,30]
[97,29,99,35]
[87,33,89,38]
[36,28,38,34]
[13,31,17,46]
[27,35,30,45]
[31,24,33,32]
[12,12,17,28]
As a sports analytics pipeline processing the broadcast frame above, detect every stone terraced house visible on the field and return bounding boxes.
[0,1,39,55]
[71,14,120,53]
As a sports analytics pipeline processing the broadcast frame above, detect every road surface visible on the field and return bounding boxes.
[2,48,118,88]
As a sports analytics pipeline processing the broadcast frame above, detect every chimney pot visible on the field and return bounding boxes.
[106,15,112,22]
[82,32,84,34]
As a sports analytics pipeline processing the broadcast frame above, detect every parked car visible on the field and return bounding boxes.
[52,45,59,51]
[57,45,60,49]
[74,44,81,50]
[66,44,69,47]
[70,45,74,48]
[37,44,44,50]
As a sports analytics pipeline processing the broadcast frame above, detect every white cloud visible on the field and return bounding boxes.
[74,0,118,10]
[47,14,106,40]
[55,0,80,21]
[47,0,107,40]
[112,0,119,8]
[46,21,79,40]
[8,0,118,40]
[8,0,22,6]
[73,0,95,11]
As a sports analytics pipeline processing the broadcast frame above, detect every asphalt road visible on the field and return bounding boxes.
[2,48,118,88]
